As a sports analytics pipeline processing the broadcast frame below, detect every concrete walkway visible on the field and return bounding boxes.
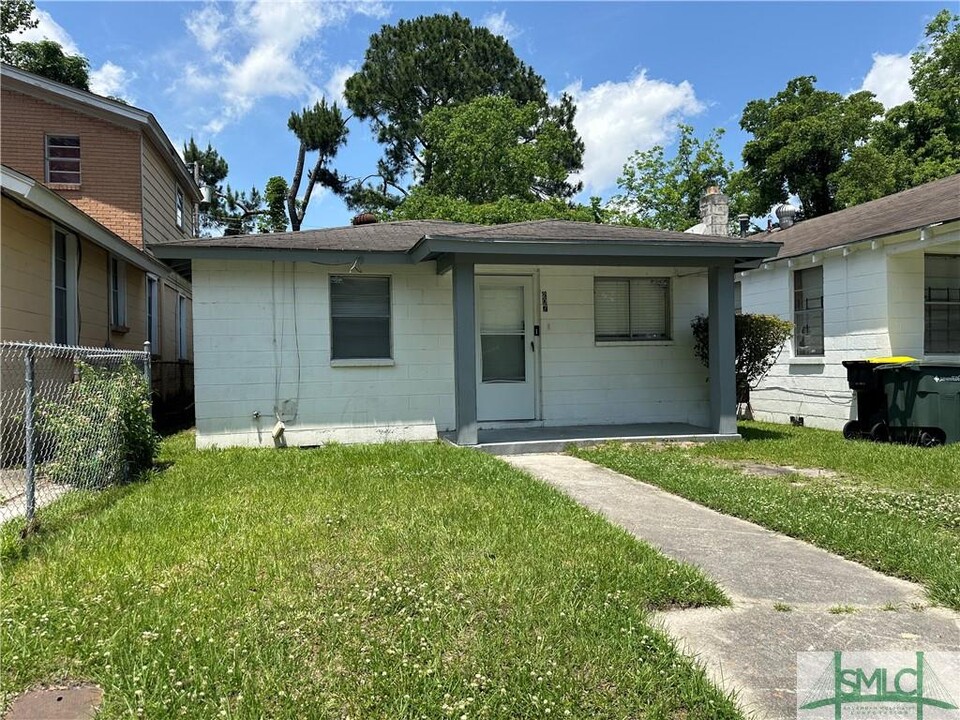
[505,453,960,720]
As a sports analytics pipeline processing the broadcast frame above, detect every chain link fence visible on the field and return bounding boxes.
[1,341,151,528]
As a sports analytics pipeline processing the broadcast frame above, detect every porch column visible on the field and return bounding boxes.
[708,263,737,435]
[452,258,478,445]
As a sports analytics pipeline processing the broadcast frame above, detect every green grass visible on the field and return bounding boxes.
[574,422,960,610]
[2,433,739,719]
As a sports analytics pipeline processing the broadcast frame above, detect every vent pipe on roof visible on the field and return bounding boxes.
[738,214,750,238]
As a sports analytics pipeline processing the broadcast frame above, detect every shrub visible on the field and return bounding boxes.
[691,313,793,410]
[37,359,158,488]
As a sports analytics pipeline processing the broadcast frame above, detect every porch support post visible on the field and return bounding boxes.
[452,258,478,445]
[708,263,737,435]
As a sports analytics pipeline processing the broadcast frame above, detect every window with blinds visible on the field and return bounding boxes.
[330,275,392,360]
[46,135,81,184]
[793,266,824,356]
[594,277,670,341]
[925,254,960,354]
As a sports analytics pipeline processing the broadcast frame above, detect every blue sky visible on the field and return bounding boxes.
[17,1,947,228]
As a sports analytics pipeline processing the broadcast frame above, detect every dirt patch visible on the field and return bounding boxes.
[4,684,103,720]
[713,459,840,480]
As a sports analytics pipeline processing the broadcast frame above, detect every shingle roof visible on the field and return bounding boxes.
[770,174,960,260]
[158,218,777,252]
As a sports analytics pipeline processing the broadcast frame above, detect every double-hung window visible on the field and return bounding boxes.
[46,135,81,184]
[53,229,77,344]
[330,275,391,360]
[594,277,670,342]
[110,257,127,329]
[175,186,185,230]
[925,254,960,354]
[146,276,160,353]
[793,266,824,356]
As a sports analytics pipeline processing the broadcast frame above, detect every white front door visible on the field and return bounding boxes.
[476,275,537,422]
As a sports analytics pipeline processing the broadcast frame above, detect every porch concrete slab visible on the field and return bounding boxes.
[504,453,960,720]
[467,423,739,456]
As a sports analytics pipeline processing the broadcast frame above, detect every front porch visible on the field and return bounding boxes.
[442,422,740,455]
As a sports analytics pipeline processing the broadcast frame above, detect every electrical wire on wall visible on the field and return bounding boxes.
[271,261,302,425]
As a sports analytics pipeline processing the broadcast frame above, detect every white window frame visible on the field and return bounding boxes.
[924,253,960,355]
[329,275,393,361]
[110,256,127,330]
[45,134,81,185]
[793,266,824,357]
[176,293,188,361]
[146,274,160,355]
[175,185,184,230]
[593,276,671,343]
[51,227,78,344]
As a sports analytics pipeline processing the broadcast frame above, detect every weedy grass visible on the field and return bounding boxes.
[1,432,738,719]
[575,422,960,610]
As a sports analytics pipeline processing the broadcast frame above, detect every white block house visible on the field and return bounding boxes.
[738,174,960,430]
[155,220,778,449]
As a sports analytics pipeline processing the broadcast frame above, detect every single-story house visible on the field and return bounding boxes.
[738,174,960,430]
[154,219,780,450]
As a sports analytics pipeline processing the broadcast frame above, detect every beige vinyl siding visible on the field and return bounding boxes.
[1,197,52,342]
[142,137,193,244]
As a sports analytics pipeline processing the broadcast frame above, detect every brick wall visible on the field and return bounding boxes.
[1,88,144,247]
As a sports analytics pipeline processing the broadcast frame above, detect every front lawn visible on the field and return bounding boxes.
[575,421,960,610]
[1,433,738,719]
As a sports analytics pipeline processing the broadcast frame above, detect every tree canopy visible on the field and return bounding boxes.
[5,39,90,91]
[608,124,735,231]
[343,12,583,210]
[737,76,882,219]
[285,100,348,231]
[0,0,37,58]
[390,187,596,225]
[420,95,579,204]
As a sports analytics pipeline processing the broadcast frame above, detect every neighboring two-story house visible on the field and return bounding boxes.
[0,64,199,421]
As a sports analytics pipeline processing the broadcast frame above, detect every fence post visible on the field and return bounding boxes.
[142,341,152,387]
[24,345,36,523]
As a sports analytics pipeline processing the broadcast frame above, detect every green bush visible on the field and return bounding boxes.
[37,359,158,488]
[691,313,793,406]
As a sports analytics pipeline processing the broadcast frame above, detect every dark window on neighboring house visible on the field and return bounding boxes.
[110,256,127,329]
[330,275,391,360]
[46,135,81,184]
[793,266,824,356]
[177,294,188,360]
[594,277,671,342]
[925,254,960,354]
[175,186,184,230]
[53,229,77,344]
[734,281,743,314]
[146,275,160,353]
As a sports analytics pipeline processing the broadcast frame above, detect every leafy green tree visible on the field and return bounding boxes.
[6,39,89,90]
[390,187,595,225]
[258,176,289,234]
[421,96,577,203]
[0,0,37,59]
[608,124,735,231]
[737,76,882,218]
[343,12,583,210]
[286,100,348,231]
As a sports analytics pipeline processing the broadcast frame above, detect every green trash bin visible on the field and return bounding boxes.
[840,357,917,441]
[876,363,960,446]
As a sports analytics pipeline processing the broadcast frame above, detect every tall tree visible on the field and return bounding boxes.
[737,76,882,218]
[391,187,596,225]
[0,0,37,59]
[608,125,735,232]
[258,176,289,234]
[420,96,577,203]
[5,39,89,90]
[286,100,348,231]
[343,12,583,210]
[183,138,266,236]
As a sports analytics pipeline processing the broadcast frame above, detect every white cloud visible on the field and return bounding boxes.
[324,64,356,106]
[481,10,519,41]
[859,52,913,109]
[178,1,388,134]
[89,61,136,101]
[12,8,80,54]
[562,70,704,193]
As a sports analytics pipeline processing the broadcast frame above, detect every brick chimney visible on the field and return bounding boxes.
[699,186,729,236]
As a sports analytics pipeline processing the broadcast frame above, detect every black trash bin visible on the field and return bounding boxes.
[879,363,960,446]
[841,357,915,441]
